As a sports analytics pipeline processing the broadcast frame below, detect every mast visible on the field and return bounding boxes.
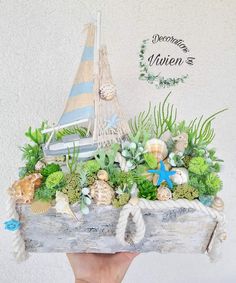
[93,11,101,141]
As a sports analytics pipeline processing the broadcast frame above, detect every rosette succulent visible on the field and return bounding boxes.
[188,157,209,175]
[168,152,185,167]
[45,171,65,189]
[121,141,146,170]
[41,163,62,177]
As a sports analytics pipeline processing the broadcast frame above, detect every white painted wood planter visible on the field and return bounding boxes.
[14,199,226,262]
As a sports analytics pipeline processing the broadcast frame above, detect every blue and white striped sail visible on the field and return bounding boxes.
[58,23,96,126]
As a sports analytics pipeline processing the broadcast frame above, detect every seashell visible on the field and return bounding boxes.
[97,170,109,181]
[35,160,46,171]
[55,191,78,220]
[129,196,139,206]
[173,132,188,153]
[99,83,116,100]
[145,138,168,162]
[31,200,51,214]
[211,196,224,212]
[160,130,172,143]
[8,173,42,203]
[157,186,172,201]
[170,167,188,185]
[90,180,115,205]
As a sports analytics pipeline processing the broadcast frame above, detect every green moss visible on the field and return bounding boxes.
[34,184,57,201]
[173,184,199,200]
[112,193,130,208]
[62,173,81,204]
[188,157,209,175]
[205,173,222,195]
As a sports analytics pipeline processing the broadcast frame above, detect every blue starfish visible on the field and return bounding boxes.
[148,160,176,189]
[104,114,120,129]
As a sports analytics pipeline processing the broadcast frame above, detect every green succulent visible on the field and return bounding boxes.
[205,173,222,195]
[109,169,134,192]
[95,144,120,172]
[21,144,43,175]
[34,184,57,201]
[83,160,100,175]
[45,171,65,189]
[188,157,209,175]
[112,193,130,208]
[137,178,157,200]
[144,153,157,169]
[121,141,146,170]
[168,152,185,167]
[173,184,199,201]
[40,163,62,177]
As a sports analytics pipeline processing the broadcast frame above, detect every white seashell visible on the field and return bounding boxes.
[90,180,115,205]
[115,152,129,172]
[170,167,189,185]
[157,187,172,201]
[211,196,224,212]
[55,191,78,220]
[35,160,45,171]
[145,138,168,162]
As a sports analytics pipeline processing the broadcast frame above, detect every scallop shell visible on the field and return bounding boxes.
[97,170,109,181]
[90,180,115,205]
[145,139,168,162]
[157,187,172,201]
[8,173,42,203]
[99,83,116,100]
[211,196,224,211]
[31,200,51,214]
[170,167,188,185]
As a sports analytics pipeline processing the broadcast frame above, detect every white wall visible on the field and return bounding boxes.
[0,1,236,282]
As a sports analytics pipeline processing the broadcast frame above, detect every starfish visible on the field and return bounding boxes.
[104,114,120,130]
[148,160,176,189]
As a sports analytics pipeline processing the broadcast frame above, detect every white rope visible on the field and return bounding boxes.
[116,198,226,261]
[6,196,28,262]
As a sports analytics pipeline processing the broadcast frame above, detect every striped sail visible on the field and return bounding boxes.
[59,24,95,126]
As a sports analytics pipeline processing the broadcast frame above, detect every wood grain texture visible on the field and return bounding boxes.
[16,204,217,254]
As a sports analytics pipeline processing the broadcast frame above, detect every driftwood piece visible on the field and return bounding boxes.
[16,204,217,254]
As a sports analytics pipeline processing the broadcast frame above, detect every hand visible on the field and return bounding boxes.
[67,252,139,283]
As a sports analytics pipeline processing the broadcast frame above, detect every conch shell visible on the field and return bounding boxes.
[170,167,188,185]
[90,180,114,205]
[145,139,168,162]
[173,133,188,153]
[211,196,224,212]
[55,191,79,220]
[8,173,42,203]
[157,186,172,201]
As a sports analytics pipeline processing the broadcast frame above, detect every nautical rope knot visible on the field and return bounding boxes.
[115,198,226,262]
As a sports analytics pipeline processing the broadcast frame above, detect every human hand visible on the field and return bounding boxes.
[67,252,139,283]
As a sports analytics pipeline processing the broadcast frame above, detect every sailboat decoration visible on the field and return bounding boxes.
[41,13,129,160]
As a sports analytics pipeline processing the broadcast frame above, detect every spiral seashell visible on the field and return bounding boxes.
[90,180,115,205]
[157,186,172,201]
[145,139,168,162]
[97,170,109,181]
[173,132,188,153]
[211,196,224,212]
[170,167,188,185]
[99,83,116,100]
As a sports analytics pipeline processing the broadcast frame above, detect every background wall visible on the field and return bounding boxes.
[0,0,236,282]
